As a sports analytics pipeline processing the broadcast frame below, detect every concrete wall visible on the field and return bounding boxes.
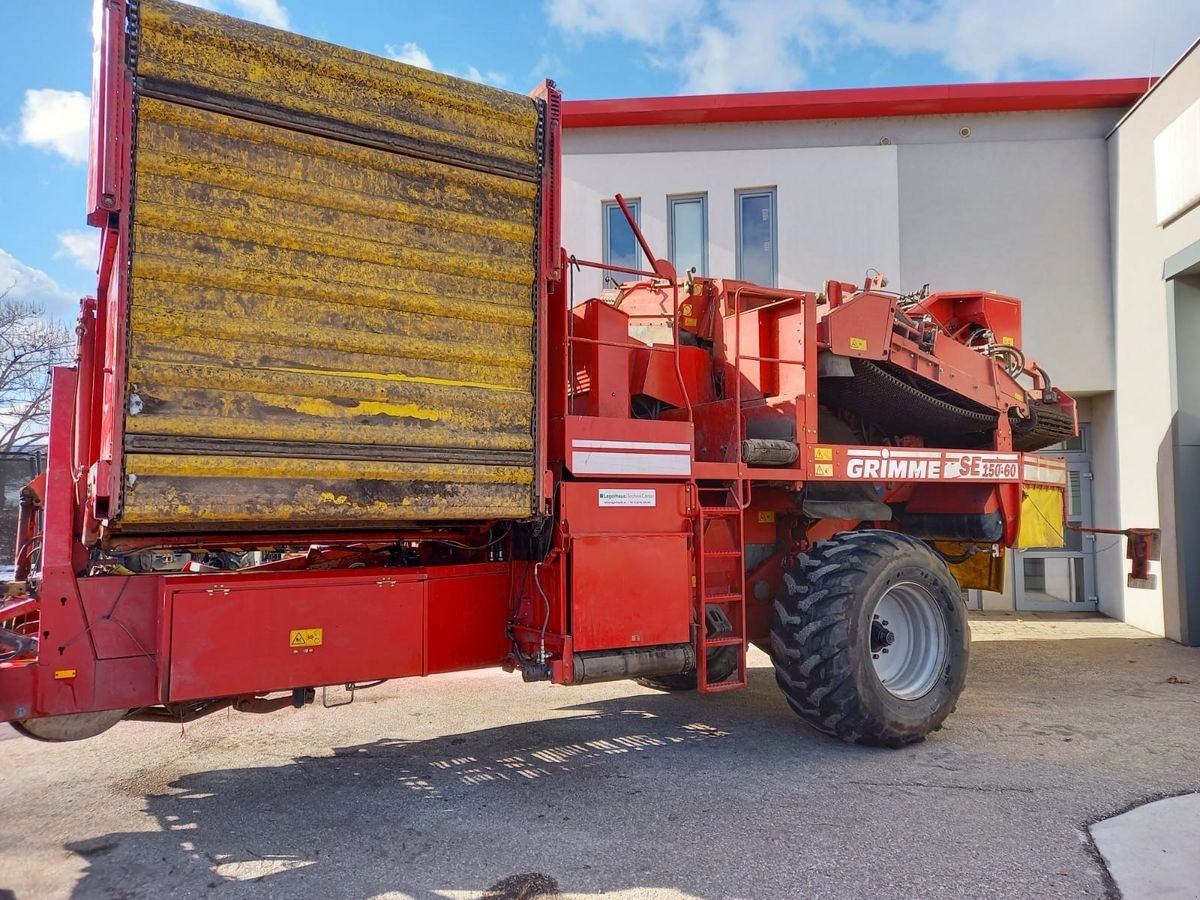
[562,144,900,304]
[563,109,1121,394]
[1107,45,1200,640]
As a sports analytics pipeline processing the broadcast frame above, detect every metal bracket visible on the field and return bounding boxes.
[321,684,356,709]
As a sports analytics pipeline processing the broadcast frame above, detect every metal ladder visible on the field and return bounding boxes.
[694,484,747,692]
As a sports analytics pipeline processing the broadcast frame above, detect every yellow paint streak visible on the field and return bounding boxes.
[134,201,534,288]
[259,366,527,394]
[129,264,533,328]
[131,226,531,309]
[125,414,533,451]
[128,361,533,411]
[129,305,531,371]
[128,454,534,483]
[128,331,532,394]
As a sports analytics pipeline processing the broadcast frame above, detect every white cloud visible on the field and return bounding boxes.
[385,41,434,70]
[18,89,90,165]
[549,0,705,45]
[177,0,290,30]
[55,230,100,272]
[0,249,79,324]
[547,0,1200,93]
[458,66,509,88]
[385,42,509,88]
[232,0,289,29]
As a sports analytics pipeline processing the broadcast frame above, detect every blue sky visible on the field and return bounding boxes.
[2,0,1198,323]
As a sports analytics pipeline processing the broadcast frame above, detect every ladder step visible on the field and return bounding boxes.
[704,592,742,602]
[703,551,743,559]
[701,507,741,516]
[703,635,743,648]
[701,678,746,693]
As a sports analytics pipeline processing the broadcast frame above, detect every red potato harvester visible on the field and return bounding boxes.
[1,0,1158,747]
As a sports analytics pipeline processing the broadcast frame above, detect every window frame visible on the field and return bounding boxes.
[667,192,709,277]
[734,186,778,287]
[602,197,642,275]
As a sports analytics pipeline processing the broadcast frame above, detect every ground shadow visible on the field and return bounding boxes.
[63,667,861,899]
[59,633,1200,899]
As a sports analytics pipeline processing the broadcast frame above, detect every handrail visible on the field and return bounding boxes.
[570,256,663,281]
[567,335,679,352]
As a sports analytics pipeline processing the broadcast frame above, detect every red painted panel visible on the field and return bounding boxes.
[570,534,691,651]
[167,571,424,701]
[561,481,692,652]
[824,292,896,360]
[563,415,694,480]
[559,480,691,534]
[80,575,161,660]
[571,300,633,418]
[425,566,512,674]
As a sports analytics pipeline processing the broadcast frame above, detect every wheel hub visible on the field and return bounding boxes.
[869,582,949,700]
[870,620,896,652]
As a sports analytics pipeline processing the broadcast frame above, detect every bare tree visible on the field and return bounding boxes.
[0,290,75,453]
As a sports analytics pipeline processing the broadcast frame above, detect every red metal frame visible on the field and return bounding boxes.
[86,0,134,529]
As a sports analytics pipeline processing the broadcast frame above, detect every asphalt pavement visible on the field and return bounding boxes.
[2,612,1198,899]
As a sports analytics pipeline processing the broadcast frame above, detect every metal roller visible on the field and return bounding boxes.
[571,644,696,684]
[742,439,800,467]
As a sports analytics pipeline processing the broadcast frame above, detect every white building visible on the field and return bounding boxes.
[560,45,1200,644]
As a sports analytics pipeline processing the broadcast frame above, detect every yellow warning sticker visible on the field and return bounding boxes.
[683,316,698,326]
[1001,336,1015,346]
[54,669,77,680]
[814,463,834,477]
[814,446,833,461]
[289,628,323,648]
[758,510,776,524]
[849,336,868,351]
[680,303,692,315]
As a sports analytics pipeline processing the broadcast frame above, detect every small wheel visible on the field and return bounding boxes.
[11,708,128,742]
[770,530,969,747]
[636,646,739,692]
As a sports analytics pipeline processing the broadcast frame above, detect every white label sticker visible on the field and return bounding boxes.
[598,488,657,508]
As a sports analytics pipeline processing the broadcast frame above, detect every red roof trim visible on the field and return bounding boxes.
[561,78,1153,129]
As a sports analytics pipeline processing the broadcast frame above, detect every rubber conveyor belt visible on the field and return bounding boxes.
[819,359,1074,453]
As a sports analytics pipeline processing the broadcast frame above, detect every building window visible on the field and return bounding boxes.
[602,198,641,274]
[736,187,777,287]
[668,193,708,276]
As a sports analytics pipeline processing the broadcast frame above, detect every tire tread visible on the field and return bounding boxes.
[769,530,966,748]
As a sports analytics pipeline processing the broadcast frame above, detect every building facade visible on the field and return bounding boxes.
[559,55,1200,642]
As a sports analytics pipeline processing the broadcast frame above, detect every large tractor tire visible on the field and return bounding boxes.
[770,530,969,748]
[636,646,739,692]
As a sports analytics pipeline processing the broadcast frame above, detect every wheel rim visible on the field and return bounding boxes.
[869,582,948,700]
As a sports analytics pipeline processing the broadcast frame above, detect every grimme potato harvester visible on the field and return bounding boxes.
[2,0,1089,746]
